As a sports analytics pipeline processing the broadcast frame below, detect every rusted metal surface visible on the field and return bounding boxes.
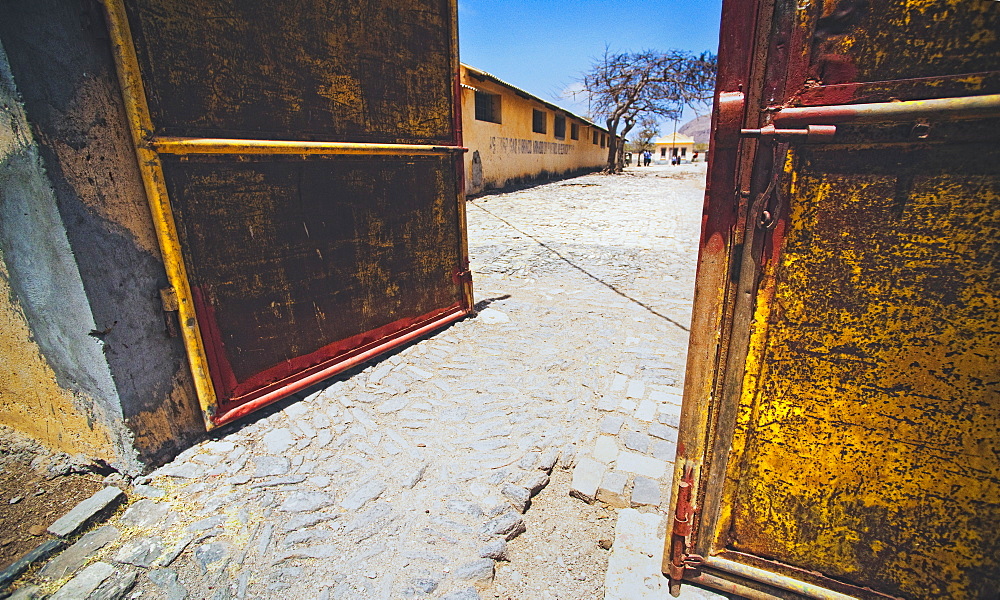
[668,0,1000,598]
[701,558,861,600]
[792,71,1000,107]
[795,0,1000,87]
[122,0,455,144]
[105,0,471,426]
[773,94,1000,126]
[668,468,696,581]
[740,124,837,141]
[162,155,466,414]
[686,571,804,600]
[727,141,1000,599]
[664,0,765,584]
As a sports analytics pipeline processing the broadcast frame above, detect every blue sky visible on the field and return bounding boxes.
[458,0,723,122]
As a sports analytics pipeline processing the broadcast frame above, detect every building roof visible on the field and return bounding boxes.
[652,133,695,146]
[461,64,608,133]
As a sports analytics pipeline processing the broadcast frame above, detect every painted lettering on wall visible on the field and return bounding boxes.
[489,137,572,155]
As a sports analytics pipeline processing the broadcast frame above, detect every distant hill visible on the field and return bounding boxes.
[678,114,712,146]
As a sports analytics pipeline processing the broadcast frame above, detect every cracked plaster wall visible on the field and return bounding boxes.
[0,1,205,473]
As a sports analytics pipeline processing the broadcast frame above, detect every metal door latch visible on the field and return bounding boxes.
[740,124,836,141]
[683,554,705,567]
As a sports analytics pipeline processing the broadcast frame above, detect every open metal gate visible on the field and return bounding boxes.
[668,0,1000,598]
[102,0,473,428]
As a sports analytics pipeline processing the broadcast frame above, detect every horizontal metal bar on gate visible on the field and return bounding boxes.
[151,137,468,155]
[685,571,784,600]
[699,557,861,600]
[773,93,1000,126]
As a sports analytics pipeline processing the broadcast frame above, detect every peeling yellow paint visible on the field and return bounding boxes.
[815,0,998,83]
[725,146,1000,599]
[125,369,203,465]
[0,266,117,460]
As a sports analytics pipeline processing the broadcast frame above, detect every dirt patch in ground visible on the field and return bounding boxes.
[0,428,107,571]
[490,468,617,600]
[655,169,707,181]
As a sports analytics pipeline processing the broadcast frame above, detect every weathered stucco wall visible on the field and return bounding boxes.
[0,278,119,461]
[0,39,126,465]
[461,65,608,195]
[0,1,205,471]
[0,256,121,462]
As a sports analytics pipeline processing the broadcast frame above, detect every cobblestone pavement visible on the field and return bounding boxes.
[13,162,716,599]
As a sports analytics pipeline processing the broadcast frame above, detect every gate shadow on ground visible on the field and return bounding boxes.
[473,294,512,312]
[469,200,690,333]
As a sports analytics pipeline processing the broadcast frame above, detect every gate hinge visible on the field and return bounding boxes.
[451,268,472,285]
[667,465,698,584]
[159,287,179,312]
[714,91,746,149]
[159,287,181,338]
[740,123,836,142]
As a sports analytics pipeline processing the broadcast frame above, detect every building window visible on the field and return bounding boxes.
[661,148,667,158]
[570,123,579,140]
[532,109,547,134]
[474,91,501,123]
[554,115,566,140]
[592,130,599,144]
[600,133,607,148]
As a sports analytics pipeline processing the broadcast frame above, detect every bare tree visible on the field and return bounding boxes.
[630,115,660,155]
[581,48,716,173]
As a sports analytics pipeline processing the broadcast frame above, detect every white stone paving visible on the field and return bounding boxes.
[605,509,728,600]
[17,163,721,600]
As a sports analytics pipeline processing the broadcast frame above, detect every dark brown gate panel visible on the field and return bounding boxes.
[668,0,1000,598]
[161,154,465,418]
[104,0,471,426]
[124,0,456,144]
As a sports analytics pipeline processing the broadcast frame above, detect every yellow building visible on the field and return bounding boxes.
[461,65,609,195]
[652,133,696,163]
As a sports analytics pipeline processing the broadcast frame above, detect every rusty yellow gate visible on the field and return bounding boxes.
[667,0,1000,598]
[102,0,473,428]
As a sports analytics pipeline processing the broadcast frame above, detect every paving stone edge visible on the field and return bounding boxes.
[0,485,125,595]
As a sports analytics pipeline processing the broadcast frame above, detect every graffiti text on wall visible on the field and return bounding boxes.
[489,137,572,155]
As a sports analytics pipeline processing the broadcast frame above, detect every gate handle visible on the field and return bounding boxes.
[740,124,837,141]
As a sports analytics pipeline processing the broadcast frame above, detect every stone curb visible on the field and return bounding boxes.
[0,539,65,591]
[0,486,124,595]
[48,487,125,538]
[604,509,730,600]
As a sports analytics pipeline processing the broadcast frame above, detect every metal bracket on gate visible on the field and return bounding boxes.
[668,466,698,584]
[714,91,746,149]
[451,267,472,285]
[740,123,837,141]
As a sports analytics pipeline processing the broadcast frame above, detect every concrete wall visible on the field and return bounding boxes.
[461,65,608,195]
[0,1,205,472]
